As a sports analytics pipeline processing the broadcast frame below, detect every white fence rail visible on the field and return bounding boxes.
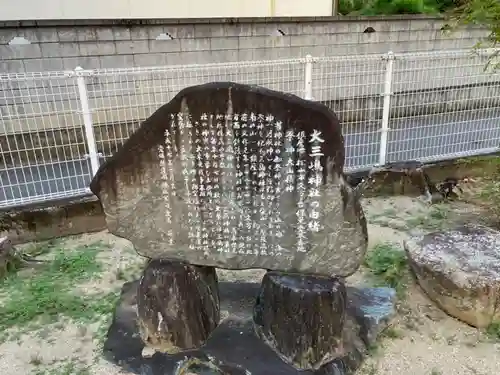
[1,49,499,208]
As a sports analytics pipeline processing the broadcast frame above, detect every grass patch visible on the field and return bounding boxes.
[0,241,119,337]
[115,259,146,282]
[477,178,500,224]
[366,202,454,233]
[364,242,409,298]
[366,207,399,223]
[456,155,500,166]
[404,204,451,231]
[464,156,500,226]
[382,326,404,339]
[32,360,91,375]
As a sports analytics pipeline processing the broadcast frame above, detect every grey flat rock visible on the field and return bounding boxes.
[90,82,368,277]
[404,224,500,327]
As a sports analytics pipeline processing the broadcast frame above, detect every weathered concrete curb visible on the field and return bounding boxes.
[0,195,105,245]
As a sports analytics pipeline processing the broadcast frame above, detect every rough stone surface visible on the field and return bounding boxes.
[137,259,220,354]
[103,280,396,375]
[368,160,435,200]
[0,236,17,278]
[253,272,347,370]
[0,196,106,245]
[346,287,396,345]
[404,224,500,328]
[90,82,368,277]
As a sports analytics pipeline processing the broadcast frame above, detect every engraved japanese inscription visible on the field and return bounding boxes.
[90,82,368,277]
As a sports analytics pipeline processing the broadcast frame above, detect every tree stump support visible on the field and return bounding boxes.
[137,259,220,354]
[253,271,347,371]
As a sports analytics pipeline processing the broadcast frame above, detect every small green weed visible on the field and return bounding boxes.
[486,321,500,341]
[429,205,449,220]
[114,261,144,282]
[364,243,409,298]
[366,342,380,355]
[365,364,378,375]
[29,353,43,366]
[382,326,404,339]
[32,360,91,375]
[366,208,400,227]
[461,155,500,225]
[404,205,451,231]
[477,178,500,224]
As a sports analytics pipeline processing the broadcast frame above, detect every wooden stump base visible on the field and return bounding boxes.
[253,271,347,371]
[137,259,220,354]
[105,280,397,375]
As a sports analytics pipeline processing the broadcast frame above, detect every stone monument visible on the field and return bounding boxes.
[91,82,393,374]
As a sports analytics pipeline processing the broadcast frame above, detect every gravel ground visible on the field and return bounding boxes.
[0,192,498,375]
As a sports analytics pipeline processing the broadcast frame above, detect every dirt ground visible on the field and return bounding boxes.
[357,195,500,375]
[0,185,499,375]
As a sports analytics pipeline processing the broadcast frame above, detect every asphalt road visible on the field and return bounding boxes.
[1,108,499,208]
[344,107,500,170]
[0,158,95,209]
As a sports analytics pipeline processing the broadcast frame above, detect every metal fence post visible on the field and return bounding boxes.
[75,66,100,177]
[304,54,314,100]
[379,51,395,166]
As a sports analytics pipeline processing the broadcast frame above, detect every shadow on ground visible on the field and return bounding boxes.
[103,279,395,375]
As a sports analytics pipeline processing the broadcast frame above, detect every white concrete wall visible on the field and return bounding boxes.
[0,0,333,20]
